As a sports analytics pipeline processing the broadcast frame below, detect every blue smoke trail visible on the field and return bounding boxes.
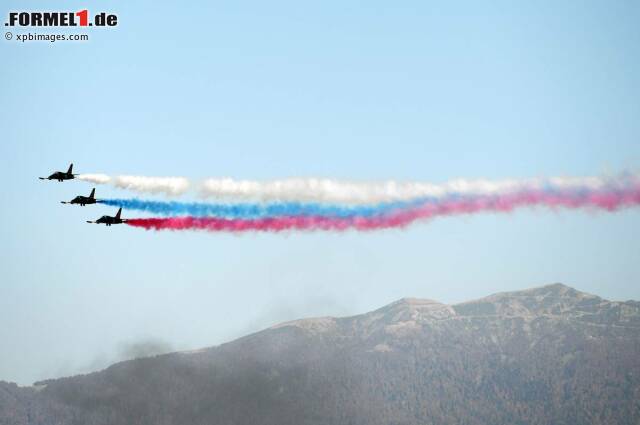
[97,198,430,218]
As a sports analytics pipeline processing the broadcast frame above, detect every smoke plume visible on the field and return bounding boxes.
[125,185,640,233]
[199,174,638,204]
[77,174,190,196]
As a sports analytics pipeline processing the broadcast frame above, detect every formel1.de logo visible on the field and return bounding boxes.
[5,10,118,27]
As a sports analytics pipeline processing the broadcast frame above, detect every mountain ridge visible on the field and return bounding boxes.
[272,283,639,336]
[2,283,639,425]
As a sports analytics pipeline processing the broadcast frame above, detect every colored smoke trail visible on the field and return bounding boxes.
[199,174,640,204]
[99,198,420,218]
[125,185,640,233]
[77,175,190,196]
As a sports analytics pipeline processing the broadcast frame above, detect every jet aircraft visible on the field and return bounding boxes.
[87,208,127,226]
[61,188,97,206]
[39,163,75,182]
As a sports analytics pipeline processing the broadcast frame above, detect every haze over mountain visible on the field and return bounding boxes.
[1,283,639,425]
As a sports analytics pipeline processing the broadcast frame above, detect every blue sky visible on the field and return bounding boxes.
[1,1,639,385]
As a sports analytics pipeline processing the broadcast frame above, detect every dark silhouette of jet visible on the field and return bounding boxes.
[61,188,97,206]
[87,208,127,226]
[39,163,75,182]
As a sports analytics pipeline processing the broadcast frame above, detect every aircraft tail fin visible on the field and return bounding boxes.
[115,208,122,219]
[89,188,95,199]
[67,163,73,174]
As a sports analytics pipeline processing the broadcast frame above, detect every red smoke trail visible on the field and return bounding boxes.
[125,187,640,233]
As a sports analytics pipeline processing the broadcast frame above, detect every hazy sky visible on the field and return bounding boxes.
[1,1,639,385]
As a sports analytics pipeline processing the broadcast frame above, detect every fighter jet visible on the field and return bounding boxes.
[39,163,75,182]
[87,208,127,226]
[61,188,97,206]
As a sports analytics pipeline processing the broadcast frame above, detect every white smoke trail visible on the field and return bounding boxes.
[114,176,190,196]
[199,174,640,204]
[77,172,640,202]
[77,174,190,196]
[77,174,112,184]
